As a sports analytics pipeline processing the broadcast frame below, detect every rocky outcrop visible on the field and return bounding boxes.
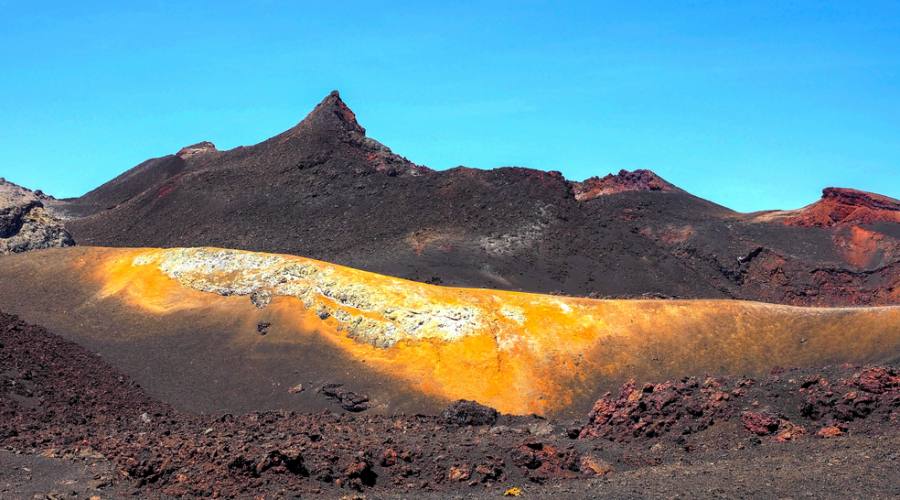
[176,141,218,159]
[578,376,738,441]
[744,188,900,289]
[572,169,679,201]
[0,179,73,254]
[131,247,486,348]
[579,365,900,444]
[781,188,900,228]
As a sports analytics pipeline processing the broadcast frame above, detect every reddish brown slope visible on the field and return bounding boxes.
[782,188,900,228]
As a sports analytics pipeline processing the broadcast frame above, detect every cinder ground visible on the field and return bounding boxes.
[3,310,898,498]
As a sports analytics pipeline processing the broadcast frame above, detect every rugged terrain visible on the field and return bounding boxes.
[2,91,899,498]
[2,311,898,498]
[49,91,898,307]
[0,179,73,254]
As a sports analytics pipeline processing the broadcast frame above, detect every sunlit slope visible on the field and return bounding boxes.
[12,247,900,415]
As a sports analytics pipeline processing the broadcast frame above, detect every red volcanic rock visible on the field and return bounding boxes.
[799,367,899,424]
[573,169,679,201]
[447,464,471,482]
[579,377,737,442]
[774,420,806,442]
[816,425,846,438]
[578,454,614,477]
[579,367,899,446]
[510,442,579,482]
[341,456,377,491]
[783,188,900,228]
[741,411,780,436]
[852,367,900,394]
[740,412,805,441]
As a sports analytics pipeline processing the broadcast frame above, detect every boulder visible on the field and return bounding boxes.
[441,400,499,426]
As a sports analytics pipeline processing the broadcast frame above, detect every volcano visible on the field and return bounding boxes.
[54,91,899,306]
[3,91,900,498]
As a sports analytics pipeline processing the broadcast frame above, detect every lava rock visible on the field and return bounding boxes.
[441,400,499,426]
[0,180,74,254]
[320,383,370,412]
[741,411,780,436]
[853,367,900,394]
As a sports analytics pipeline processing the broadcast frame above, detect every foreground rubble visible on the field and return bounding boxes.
[2,310,898,497]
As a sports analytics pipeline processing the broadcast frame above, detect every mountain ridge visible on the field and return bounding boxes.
[15,91,900,306]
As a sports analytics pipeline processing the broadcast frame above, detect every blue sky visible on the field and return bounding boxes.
[1,1,898,211]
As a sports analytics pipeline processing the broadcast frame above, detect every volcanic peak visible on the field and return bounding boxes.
[572,169,679,201]
[784,187,900,227]
[288,90,366,138]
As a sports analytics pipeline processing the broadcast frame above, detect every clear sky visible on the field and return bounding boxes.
[1,1,898,212]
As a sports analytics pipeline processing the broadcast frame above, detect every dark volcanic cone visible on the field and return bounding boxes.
[56,91,900,306]
[287,90,367,137]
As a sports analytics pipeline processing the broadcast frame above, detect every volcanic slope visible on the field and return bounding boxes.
[59,91,900,307]
[0,246,897,417]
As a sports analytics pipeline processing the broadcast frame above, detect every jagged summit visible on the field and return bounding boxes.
[572,169,679,201]
[286,90,366,138]
[267,90,425,176]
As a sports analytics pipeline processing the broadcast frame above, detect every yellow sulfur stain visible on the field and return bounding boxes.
[86,247,900,415]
